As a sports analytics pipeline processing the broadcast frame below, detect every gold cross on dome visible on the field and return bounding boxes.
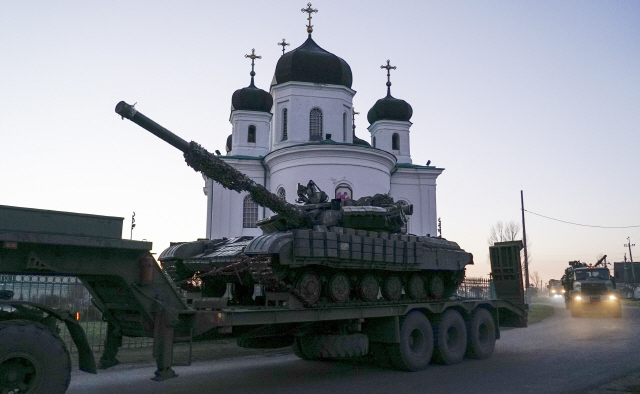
[278,38,290,55]
[245,48,262,74]
[352,107,359,131]
[301,3,318,34]
[381,59,397,95]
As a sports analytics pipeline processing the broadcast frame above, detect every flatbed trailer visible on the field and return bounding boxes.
[0,205,527,393]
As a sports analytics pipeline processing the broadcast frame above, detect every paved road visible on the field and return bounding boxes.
[68,302,640,394]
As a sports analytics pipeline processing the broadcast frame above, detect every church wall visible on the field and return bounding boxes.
[368,120,412,164]
[207,158,265,239]
[390,167,442,237]
[265,144,395,203]
[230,111,272,157]
[271,82,355,149]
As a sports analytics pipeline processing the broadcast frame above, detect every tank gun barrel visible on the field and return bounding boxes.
[115,101,305,226]
[115,101,190,153]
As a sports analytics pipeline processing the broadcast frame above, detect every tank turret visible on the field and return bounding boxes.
[116,101,473,307]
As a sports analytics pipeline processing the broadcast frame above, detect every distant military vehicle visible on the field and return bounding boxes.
[561,255,621,317]
[547,279,564,298]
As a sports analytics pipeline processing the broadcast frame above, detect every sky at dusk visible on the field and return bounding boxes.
[1,1,639,284]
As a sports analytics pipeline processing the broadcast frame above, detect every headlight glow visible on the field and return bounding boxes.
[562,290,566,293]
[574,295,582,301]
[551,290,556,293]
[609,295,617,300]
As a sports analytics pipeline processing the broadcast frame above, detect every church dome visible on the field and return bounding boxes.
[274,36,352,88]
[367,94,413,124]
[231,80,273,112]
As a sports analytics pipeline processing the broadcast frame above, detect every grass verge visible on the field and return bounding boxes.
[528,303,555,324]
[621,299,640,307]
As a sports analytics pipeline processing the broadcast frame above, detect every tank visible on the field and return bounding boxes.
[116,101,473,306]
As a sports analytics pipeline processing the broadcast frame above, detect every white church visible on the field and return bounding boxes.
[205,6,442,240]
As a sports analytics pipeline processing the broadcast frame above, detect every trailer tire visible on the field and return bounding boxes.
[237,335,294,349]
[465,308,496,359]
[388,311,433,371]
[292,337,314,360]
[300,334,368,359]
[432,309,467,365]
[0,320,71,394]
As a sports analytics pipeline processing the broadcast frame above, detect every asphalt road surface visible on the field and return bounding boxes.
[67,302,640,394]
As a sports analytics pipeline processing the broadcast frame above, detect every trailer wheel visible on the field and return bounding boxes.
[292,337,314,360]
[299,334,368,359]
[388,311,433,371]
[465,308,496,359]
[0,320,71,394]
[432,309,467,365]
[237,335,294,349]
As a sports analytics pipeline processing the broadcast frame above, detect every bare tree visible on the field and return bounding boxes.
[488,221,521,244]
[488,220,532,280]
[530,271,542,290]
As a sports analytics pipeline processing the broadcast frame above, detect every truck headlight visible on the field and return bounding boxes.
[609,295,617,300]
[551,290,556,294]
[574,295,582,301]
[561,290,566,293]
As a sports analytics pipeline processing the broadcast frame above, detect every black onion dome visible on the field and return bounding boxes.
[274,36,352,88]
[231,80,273,112]
[367,94,413,124]
[353,134,371,147]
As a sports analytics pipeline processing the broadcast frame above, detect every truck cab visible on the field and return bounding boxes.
[547,279,565,298]
[562,260,620,317]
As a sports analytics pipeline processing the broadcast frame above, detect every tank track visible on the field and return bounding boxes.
[185,255,465,308]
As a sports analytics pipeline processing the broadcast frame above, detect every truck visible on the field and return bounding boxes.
[561,256,621,318]
[0,102,528,393]
[547,279,564,298]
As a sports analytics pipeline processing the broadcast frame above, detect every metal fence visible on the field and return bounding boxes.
[0,275,153,352]
[1,274,493,353]
[457,277,493,299]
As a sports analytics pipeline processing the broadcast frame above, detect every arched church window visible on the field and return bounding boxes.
[277,187,286,201]
[335,184,352,201]
[243,195,258,228]
[248,125,256,143]
[397,200,410,234]
[373,137,377,148]
[342,112,347,142]
[282,108,288,141]
[392,133,400,150]
[309,108,323,141]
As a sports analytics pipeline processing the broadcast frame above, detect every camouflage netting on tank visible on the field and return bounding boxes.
[184,142,304,226]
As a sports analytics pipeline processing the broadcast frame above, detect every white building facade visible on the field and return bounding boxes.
[205,32,442,240]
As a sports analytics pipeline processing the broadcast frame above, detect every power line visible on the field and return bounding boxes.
[524,209,640,229]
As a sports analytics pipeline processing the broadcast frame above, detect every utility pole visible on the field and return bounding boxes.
[625,237,636,286]
[521,190,530,307]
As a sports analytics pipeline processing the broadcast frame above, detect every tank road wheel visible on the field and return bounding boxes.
[0,320,71,394]
[407,275,426,300]
[465,308,496,359]
[388,311,434,371]
[383,275,403,301]
[359,274,379,302]
[427,274,445,300]
[327,273,351,303]
[432,310,467,365]
[297,271,321,304]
